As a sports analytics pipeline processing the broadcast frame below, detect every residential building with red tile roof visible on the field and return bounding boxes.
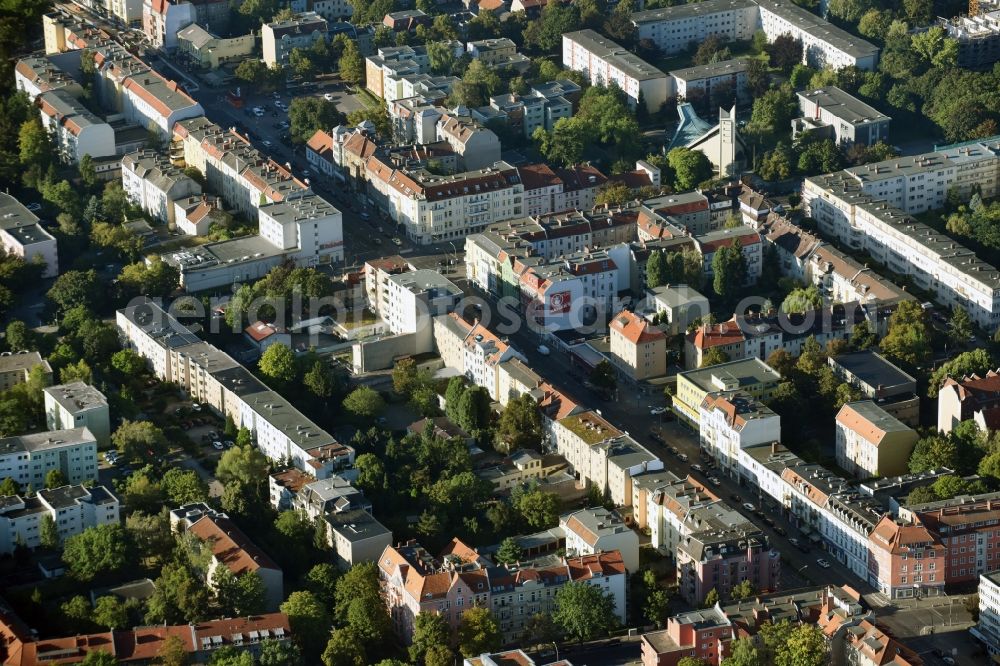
[608,309,668,380]
[837,619,922,666]
[186,514,284,610]
[436,114,501,171]
[938,370,1000,435]
[698,391,780,480]
[561,506,640,572]
[867,515,945,599]
[835,401,917,479]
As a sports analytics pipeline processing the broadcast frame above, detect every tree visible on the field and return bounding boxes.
[514,488,560,529]
[156,635,189,666]
[409,611,451,663]
[907,485,938,504]
[289,98,344,145]
[949,306,973,347]
[81,652,119,666]
[858,9,892,39]
[678,659,710,666]
[553,582,617,642]
[780,286,822,313]
[342,386,385,419]
[62,524,129,581]
[38,514,59,550]
[239,0,279,23]
[703,588,720,608]
[303,360,338,401]
[760,143,794,181]
[454,385,491,433]
[700,348,731,368]
[776,624,827,666]
[45,468,67,489]
[797,139,844,175]
[215,568,267,617]
[929,349,994,397]
[647,251,668,288]
[339,38,365,85]
[589,360,617,393]
[880,300,931,369]
[496,537,523,565]
[147,561,210,624]
[62,594,92,631]
[48,269,102,314]
[495,393,542,454]
[58,358,93,385]
[908,434,959,473]
[116,257,179,298]
[259,343,298,386]
[668,147,712,191]
[236,59,269,85]
[852,321,877,350]
[730,579,756,600]
[19,116,54,187]
[712,241,747,301]
[259,639,303,666]
[747,88,798,142]
[111,349,147,377]
[427,40,457,75]
[322,628,365,666]
[216,445,269,488]
[767,34,803,71]
[457,606,502,657]
[288,48,316,79]
[281,591,332,658]
[0,477,19,497]
[112,420,169,463]
[126,512,173,568]
[93,595,127,629]
[644,587,670,626]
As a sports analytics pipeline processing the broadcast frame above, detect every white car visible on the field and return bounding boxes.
[650,406,668,415]
[212,441,224,450]
[324,93,334,101]
[742,503,756,512]
[816,558,831,569]
[537,344,550,356]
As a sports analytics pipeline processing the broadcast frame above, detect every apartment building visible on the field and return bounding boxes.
[698,391,780,480]
[172,193,226,236]
[673,358,781,426]
[835,401,917,479]
[563,30,668,112]
[43,382,110,449]
[436,115,501,171]
[633,0,877,68]
[117,299,353,477]
[119,71,203,139]
[793,86,890,148]
[476,449,568,492]
[632,0,759,56]
[669,58,750,105]
[695,226,762,284]
[0,428,99,488]
[804,159,1000,329]
[262,12,327,68]
[645,474,719,551]
[176,24,256,70]
[939,6,1000,68]
[432,313,526,400]
[645,285,710,334]
[684,306,857,370]
[867,515,946,599]
[36,89,116,165]
[382,269,463,349]
[325,509,393,569]
[0,485,118,554]
[142,0,194,50]
[561,507,640,572]
[122,149,202,225]
[938,370,1000,434]
[466,38,530,71]
[550,410,663,506]
[973,571,1000,656]
[186,514,284,610]
[901,492,1000,589]
[379,539,627,644]
[608,309,667,381]
[482,79,580,139]
[514,165,610,218]
[365,157,524,245]
[0,194,59,278]
[0,353,51,392]
[675,501,780,604]
[365,45,429,99]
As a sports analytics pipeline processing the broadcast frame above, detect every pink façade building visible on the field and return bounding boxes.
[867,515,946,600]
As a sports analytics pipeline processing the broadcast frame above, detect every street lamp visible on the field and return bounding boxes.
[550,642,559,662]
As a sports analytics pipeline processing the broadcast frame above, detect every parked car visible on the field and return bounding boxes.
[324,93,334,101]
[649,432,664,444]
[742,503,756,513]
[816,558,831,569]
[691,464,704,473]
[763,516,775,527]
[678,453,688,462]
[774,526,786,536]
[669,446,680,455]
[536,344,550,355]
[392,237,403,246]
[708,477,721,486]
[650,406,668,415]
[25,203,42,212]
[212,441,224,450]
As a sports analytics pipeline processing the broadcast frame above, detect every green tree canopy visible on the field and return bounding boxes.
[552,581,618,642]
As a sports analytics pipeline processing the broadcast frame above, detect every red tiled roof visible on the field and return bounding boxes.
[188,515,280,575]
[518,163,562,191]
[610,310,666,345]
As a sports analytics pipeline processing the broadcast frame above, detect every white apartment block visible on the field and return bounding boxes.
[122,149,202,225]
[563,30,668,113]
[632,0,878,70]
[803,142,1000,329]
[117,299,353,478]
[669,58,750,103]
[36,90,116,165]
[383,270,463,349]
[561,507,640,572]
[121,70,203,140]
[365,45,430,100]
[973,572,1000,657]
[43,383,111,449]
[142,0,196,50]
[108,0,143,26]
[794,86,890,148]
[0,194,59,278]
[0,485,119,554]
[698,391,780,481]
[0,428,98,489]
[262,12,328,68]
[365,158,524,245]
[0,353,52,392]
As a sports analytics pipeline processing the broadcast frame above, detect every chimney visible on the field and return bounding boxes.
[771,441,778,454]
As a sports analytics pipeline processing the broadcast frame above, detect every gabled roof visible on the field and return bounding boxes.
[188,515,280,575]
[610,310,666,345]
